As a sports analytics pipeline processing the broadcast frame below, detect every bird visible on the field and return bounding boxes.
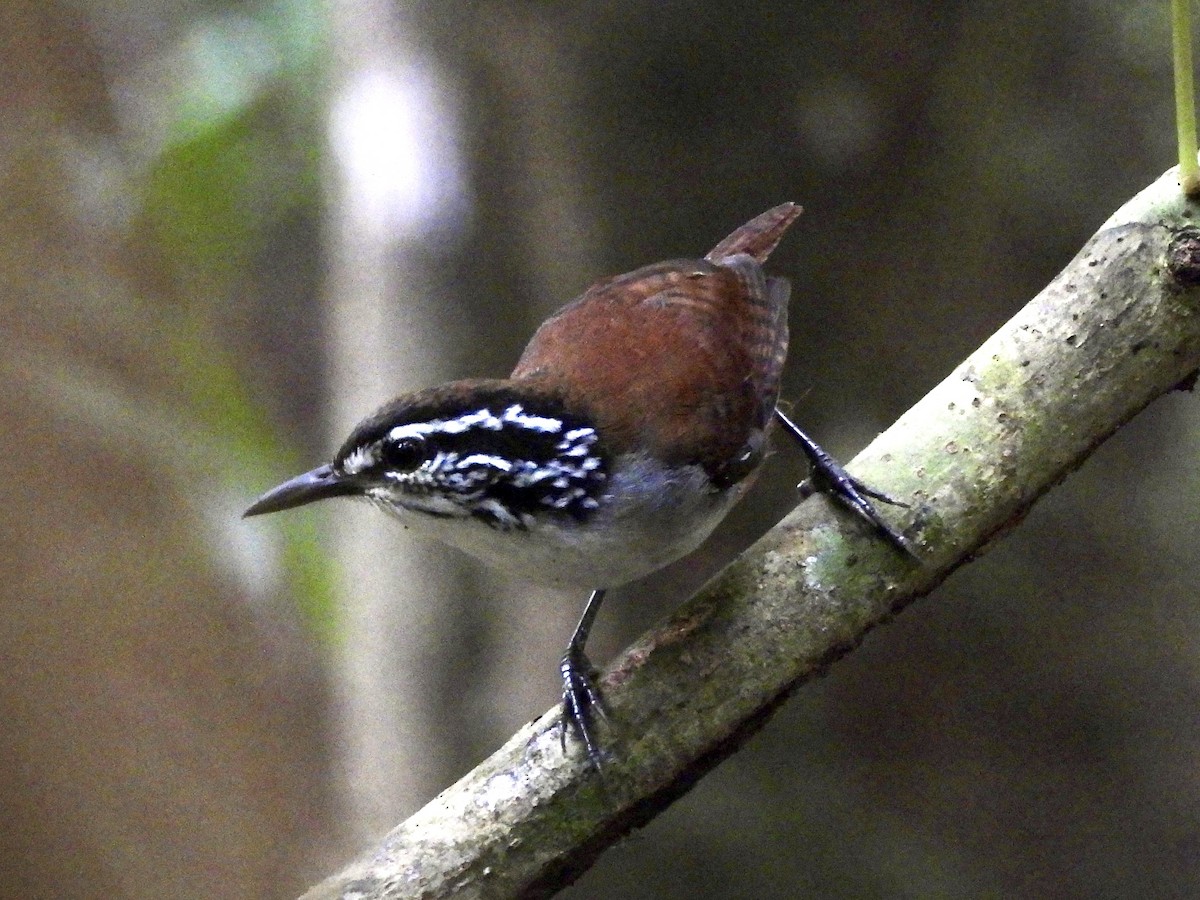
[244,203,914,767]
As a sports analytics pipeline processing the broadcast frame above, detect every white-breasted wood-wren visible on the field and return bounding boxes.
[245,204,914,766]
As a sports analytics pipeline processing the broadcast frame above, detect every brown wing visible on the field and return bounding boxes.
[511,207,800,483]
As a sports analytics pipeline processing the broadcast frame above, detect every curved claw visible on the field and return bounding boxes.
[559,647,608,770]
[839,471,910,509]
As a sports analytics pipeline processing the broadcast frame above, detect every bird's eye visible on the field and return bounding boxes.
[381,436,426,472]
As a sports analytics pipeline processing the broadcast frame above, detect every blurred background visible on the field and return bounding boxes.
[4,0,1198,896]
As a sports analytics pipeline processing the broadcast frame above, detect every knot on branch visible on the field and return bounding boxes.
[1167,227,1200,286]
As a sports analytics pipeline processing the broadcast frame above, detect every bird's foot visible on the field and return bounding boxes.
[776,408,920,560]
[799,455,919,560]
[559,645,609,770]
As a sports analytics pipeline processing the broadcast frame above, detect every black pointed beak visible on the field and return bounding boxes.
[243,464,359,517]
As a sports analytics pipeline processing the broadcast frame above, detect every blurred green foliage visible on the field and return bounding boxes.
[137,0,338,640]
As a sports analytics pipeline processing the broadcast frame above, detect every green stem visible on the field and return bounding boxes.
[1173,0,1200,195]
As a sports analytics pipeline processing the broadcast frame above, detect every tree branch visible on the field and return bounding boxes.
[302,168,1200,900]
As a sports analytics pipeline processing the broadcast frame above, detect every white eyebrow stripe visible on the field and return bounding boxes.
[500,404,563,434]
[386,414,486,441]
[385,404,564,443]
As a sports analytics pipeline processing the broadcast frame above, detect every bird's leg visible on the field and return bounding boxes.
[560,588,610,769]
[775,408,919,560]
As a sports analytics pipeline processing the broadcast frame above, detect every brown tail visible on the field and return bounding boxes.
[705,202,803,264]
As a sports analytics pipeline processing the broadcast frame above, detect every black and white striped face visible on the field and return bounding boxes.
[333,383,608,531]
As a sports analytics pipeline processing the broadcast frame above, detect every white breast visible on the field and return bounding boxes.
[373,454,745,590]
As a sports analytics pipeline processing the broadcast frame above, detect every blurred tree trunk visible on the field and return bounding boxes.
[325,0,476,831]
[323,2,612,831]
